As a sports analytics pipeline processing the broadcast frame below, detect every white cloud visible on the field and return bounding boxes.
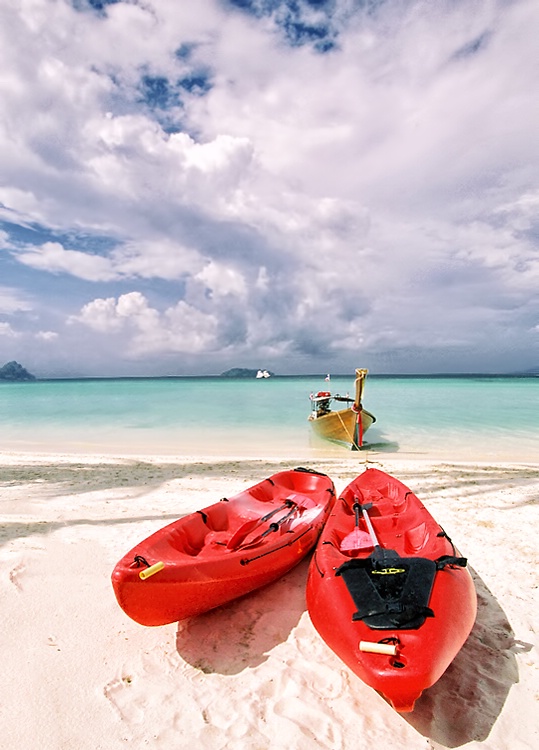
[71,292,218,356]
[0,0,538,374]
[111,239,204,281]
[0,321,18,337]
[72,296,125,333]
[14,238,205,283]
[0,286,33,314]
[16,242,118,282]
[156,300,218,353]
[495,189,539,232]
[195,261,247,299]
[35,330,58,341]
[73,291,163,336]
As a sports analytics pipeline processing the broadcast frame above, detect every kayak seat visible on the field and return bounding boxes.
[336,555,437,630]
[168,519,208,556]
[203,503,230,531]
[404,523,429,553]
[273,467,326,493]
[389,488,410,513]
[248,481,279,503]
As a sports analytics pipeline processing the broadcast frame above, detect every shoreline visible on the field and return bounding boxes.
[1,450,538,749]
[3,431,539,464]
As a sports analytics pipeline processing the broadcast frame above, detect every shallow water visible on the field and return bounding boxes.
[1,375,537,462]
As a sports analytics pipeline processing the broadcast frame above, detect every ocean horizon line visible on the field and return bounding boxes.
[3,370,538,383]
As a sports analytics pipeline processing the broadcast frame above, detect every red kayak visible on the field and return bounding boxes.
[306,468,476,712]
[112,467,335,626]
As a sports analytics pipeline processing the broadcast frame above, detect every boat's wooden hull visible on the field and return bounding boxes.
[112,468,335,626]
[306,469,477,712]
[308,407,376,449]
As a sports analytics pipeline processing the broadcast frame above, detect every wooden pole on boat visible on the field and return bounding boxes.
[352,369,367,449]
[354,369,367,408]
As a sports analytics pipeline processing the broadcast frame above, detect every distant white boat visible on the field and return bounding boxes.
[256,369,271,379]
[325,374,331,382]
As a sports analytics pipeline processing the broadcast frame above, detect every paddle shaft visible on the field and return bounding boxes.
[260,500,295,525]
[260,504,299,538]
[236,504,300,549]
[359,503,380,547]
[227,500,296,549]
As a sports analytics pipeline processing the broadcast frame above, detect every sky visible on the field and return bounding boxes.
[0,0,538,377]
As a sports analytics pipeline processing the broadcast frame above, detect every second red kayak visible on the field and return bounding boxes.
[112,467,335,626]
[306,468,477,712]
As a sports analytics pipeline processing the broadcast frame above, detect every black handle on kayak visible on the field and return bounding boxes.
[294,466,329,477]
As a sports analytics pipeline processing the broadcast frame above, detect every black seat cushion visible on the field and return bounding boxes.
[336,553,437,630]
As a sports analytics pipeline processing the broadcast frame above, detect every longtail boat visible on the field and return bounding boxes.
[308,368,376,449]
[306,468,477,712]
[112,468,335,626]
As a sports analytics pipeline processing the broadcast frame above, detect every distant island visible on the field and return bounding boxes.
[220,368,275,378]
[0,361,36,381]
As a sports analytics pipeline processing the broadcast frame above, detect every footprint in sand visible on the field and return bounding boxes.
[104,677,145,724]
[9,562,25,591]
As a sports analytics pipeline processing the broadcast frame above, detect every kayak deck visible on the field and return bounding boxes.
[306,468,477,711]
[112,468,335,625]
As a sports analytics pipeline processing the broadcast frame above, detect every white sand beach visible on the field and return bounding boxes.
[1,450,538,749]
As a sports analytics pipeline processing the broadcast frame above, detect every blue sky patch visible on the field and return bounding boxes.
[1,220,119,257]
[226,0,342,51]
[135,71,212,131]
[72,0,121,15]
[139,76,183,111]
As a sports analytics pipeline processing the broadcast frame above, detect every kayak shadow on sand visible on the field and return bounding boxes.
[175,561,524,744]
[403,566,525,747]
[175,556,311,675]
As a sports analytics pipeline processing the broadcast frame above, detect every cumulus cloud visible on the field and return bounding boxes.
[73,296,127,333]
[195,261,247,299]
[71,291,218,355]
[0,0,538,375]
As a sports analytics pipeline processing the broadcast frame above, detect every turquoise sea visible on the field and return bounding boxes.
[1,375,537,462]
